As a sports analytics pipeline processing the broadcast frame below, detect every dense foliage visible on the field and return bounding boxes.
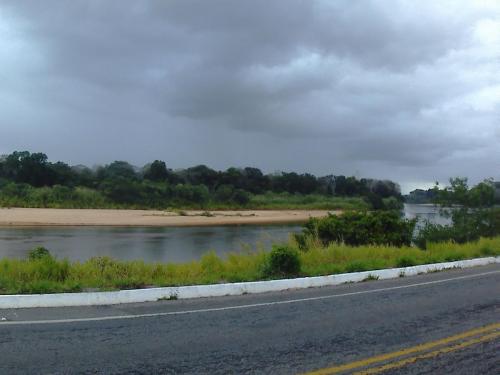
[294,211,416,248]
[0,151,403,209]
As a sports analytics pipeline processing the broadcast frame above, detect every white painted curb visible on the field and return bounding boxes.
[1,257,499,309]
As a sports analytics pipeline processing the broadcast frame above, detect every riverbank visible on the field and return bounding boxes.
[0,208,334,227]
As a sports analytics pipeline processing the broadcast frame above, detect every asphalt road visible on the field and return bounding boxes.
[0,264,499,374]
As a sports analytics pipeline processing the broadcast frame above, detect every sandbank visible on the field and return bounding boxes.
[0,208,335,227]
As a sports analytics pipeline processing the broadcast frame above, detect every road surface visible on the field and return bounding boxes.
[1,264,499,374]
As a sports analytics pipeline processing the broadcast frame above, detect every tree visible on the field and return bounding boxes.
[72,165,95,187]
[144,160,169,182]
[97,161,138,182]
[220,168,244,188]
[2,151,53,187]
[183,165,219,188]
[50,162,77,186]
[242,167,269,194]
[435,177,494,208]
[468,179,495,207]
[318,175,335,196]
[270,172,319,194]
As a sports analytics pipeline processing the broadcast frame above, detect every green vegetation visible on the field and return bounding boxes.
[434,177,497,208]
[406,177,500,205]
[414,208,500,249]
[248,193,369,210]
[1,237,498,295]
[28,246,52,261]
[294,211,416,249]
[262,245,301,278]
[414,178,500,249]
[0,150,402,210]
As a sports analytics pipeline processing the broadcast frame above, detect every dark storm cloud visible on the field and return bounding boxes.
[0,0,498,191]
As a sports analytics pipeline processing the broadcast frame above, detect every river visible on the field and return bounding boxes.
[0,204,448,262]
[403,203,451,227]
[0,224,301,263]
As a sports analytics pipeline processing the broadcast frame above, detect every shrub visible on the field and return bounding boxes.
[296,211,416,248]
[263,245,301,278]
[28,246,52,261]
[413,222,454,250]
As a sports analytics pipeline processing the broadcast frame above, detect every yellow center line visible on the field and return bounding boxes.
[355,330,500,375]
[304,322,500,375]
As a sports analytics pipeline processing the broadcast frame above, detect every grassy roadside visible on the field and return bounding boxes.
[0,236,498,295]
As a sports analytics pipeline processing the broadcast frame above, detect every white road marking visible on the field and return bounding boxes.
[1,270,499,326]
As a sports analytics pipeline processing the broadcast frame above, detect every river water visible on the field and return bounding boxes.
[403,203,451,227]
[0,204,447,262]
[0,224,301,262]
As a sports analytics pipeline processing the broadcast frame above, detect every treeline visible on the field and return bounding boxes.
[0,151,403,209]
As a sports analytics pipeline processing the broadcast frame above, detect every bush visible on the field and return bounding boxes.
[28,246,52,261]
[263,245,301,278]
[413,222,455,250]
[296,211,416,248]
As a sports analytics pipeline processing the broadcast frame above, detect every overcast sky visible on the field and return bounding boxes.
[1,0,499,192]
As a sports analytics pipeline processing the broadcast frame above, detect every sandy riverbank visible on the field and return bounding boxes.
[0,208,335,227]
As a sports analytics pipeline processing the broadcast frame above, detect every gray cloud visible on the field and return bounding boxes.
[0,0,499,192]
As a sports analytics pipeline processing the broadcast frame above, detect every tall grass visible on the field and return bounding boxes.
[1,237,498,295]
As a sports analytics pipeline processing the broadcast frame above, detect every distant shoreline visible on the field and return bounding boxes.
[0,208,335,227]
